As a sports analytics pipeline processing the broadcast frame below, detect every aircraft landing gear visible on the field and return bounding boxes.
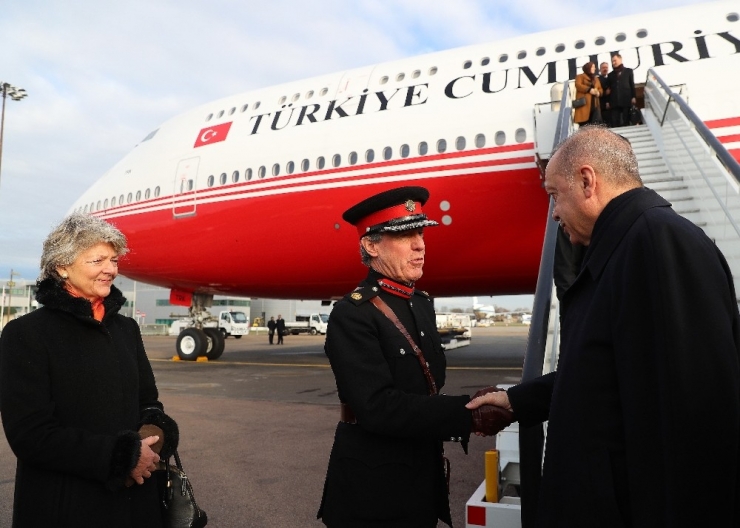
[203,327,225,360]
[176,328,208,360]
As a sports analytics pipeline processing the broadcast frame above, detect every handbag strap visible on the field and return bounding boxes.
[369,296,438,396]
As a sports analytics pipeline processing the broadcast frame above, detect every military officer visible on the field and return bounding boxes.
[317,186,513,528]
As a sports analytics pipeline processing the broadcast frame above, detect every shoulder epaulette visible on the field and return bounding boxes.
[345,285,380,305]
[414,289,431,299]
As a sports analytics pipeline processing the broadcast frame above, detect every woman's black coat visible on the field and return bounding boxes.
[318,270,472,528]
[509,188,740,527]
[0,279,177,527]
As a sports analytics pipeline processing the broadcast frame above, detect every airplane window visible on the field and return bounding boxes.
[144,189,150,199]
[135,191,141,201]
[437,139,447,153]
[400,144,410,158]
[232,170,240,183]
[332,154,341,167]
[615,33,626,42]
[292,93,300,102]
[481,57,490,66]
[555,44,565,52]
[574,40,585,49]
[272,164,280,176]
[217,110,224,118]
[241,104,249,112]
[728,13,739,22]
[317,156,326,169]
[84,204,88,213]
[396,73,405,82]
[475,134,486,148]
[383,147,392,160]
[463,60,472,69]
[515,128,527,143]
[301,159,309,171]
[366,149,375,163]
[112,196,117,207]
[517,50,527,60]
[320,88,328,96]
[455,136,466,151]
[306,90,314,99]
[349,151,358,165]
[636,29,648,38]
[258,166,266,179]
[207,175,215,187]
[220,173,227,185]
[246,168,253,180]
[412,70,421,79]
[380,76,389,85]
[228,107,236,115]
[127,193,133,204]
[254,101,261,110]
[206,113,213,121]
[119,194,125,204]
[419,142,428,155]
[595,36,606,46]
[495,131,506,146]
[286,161,295,174]
[96,200,101,210]
[187,180,193,191]
[498,54,508,63]
[154,186,160,198]
[278,96,286,105]
[429,67,438,76]
[104,198,109,208]
[536,48,545,56]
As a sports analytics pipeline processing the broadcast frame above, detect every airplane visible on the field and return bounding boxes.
[69,1,740,359]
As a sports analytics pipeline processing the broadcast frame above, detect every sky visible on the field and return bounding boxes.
[0,0,715,310]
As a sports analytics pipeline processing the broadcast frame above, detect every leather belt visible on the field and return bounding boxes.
[340,402,357,424]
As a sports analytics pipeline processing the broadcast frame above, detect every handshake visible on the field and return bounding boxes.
[466,387,515,437]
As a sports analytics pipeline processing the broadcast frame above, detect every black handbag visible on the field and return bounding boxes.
[629,105,642,125]
[573,97,587,108]
[158,450,208,528]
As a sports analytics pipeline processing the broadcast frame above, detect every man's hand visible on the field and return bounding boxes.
[469,404,514,437]
[129,435,161,485]
[467,388,512,411]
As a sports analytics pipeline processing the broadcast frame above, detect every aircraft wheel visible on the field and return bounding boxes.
[310,328,318,335]
[204,327,225,360]
[176,328,207,360]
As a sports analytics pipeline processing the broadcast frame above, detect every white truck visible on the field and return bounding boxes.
[284,313,329,335]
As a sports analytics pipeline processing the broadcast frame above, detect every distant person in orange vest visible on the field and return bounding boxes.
[275,314,286,344]
[267,316,276,345]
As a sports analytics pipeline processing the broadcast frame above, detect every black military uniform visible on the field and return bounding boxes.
[317,187,473,528]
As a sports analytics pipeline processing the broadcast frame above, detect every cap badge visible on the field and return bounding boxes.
[351,292,363,300]
[404,200,416,213]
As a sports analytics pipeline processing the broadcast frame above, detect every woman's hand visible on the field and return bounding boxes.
[129,435,161,485]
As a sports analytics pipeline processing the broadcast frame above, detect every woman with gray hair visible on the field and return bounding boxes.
[0,212,179,527]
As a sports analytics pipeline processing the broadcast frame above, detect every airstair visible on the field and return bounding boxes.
[466,68,740,528]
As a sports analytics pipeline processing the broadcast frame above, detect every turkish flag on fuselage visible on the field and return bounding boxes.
[194,122,232,148]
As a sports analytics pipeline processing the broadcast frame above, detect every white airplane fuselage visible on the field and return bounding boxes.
[72,1,740,300]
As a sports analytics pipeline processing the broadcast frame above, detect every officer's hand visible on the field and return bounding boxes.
[470,405,514,437]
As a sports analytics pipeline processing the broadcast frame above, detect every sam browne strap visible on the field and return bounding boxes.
[369,296,438,396]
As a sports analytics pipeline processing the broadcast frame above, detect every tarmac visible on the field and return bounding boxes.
[0,325,528,527]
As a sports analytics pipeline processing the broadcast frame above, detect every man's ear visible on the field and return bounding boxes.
[579,165,597,198]
[361,237,380,258]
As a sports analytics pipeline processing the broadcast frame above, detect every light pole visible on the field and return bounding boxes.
[1,269,20,329]
[0,82,28,190]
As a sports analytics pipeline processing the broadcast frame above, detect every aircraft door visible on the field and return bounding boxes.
[173,157,199,217]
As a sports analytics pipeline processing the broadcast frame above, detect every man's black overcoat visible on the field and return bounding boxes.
[0,279,175,528]
[318,270,472,528]
[607,66,635,109]
[509,188,740,527]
